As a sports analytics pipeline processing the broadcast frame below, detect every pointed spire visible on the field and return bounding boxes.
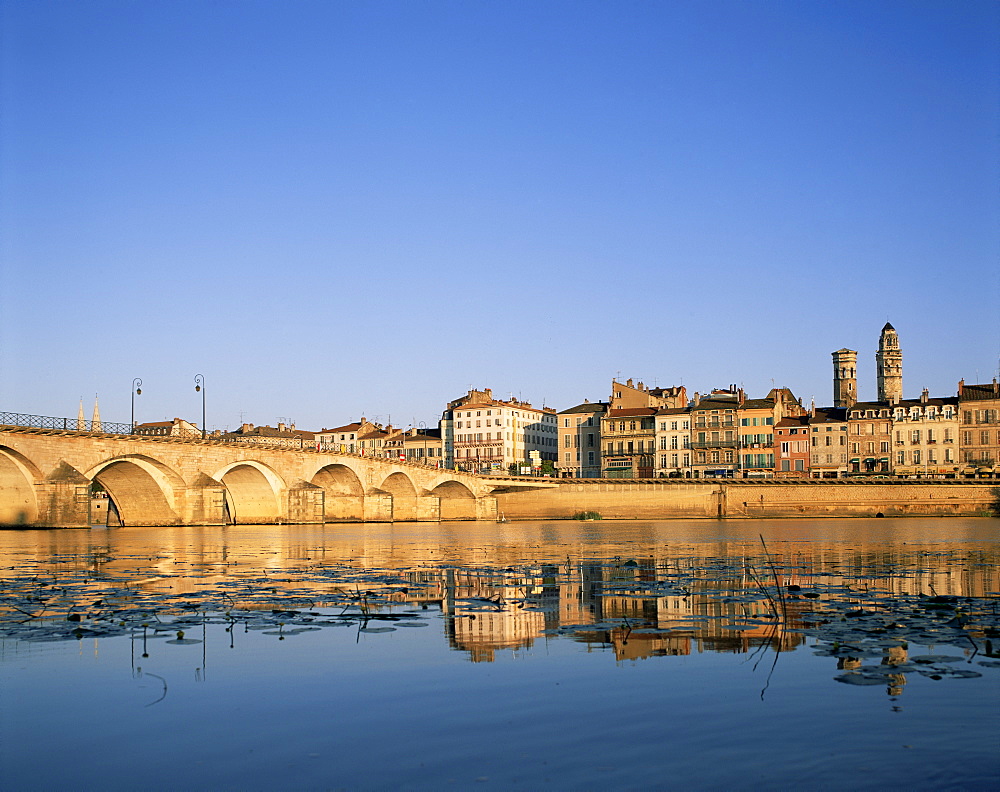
[76,399,85,431]
[91,395,102,433]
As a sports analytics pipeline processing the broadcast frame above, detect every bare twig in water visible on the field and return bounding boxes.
[142,672,168,707]
[759,535,787,620]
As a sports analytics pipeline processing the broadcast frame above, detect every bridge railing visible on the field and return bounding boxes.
[0,411,135,435]
[0,411,446,467]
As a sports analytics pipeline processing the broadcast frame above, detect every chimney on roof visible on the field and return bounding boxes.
[626,378,633,387]
[920,388,929,404]
[958,378,964,397]
[241,423,251,433]
[278,422,286,432]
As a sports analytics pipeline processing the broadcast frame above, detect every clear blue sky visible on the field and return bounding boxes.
[2,1,998,432]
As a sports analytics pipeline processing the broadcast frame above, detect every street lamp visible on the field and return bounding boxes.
[419,421,427,465]
[194,374,206,439]
[131,378,142,433]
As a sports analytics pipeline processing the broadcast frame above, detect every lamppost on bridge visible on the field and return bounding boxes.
[194,374,206,439]
[419,421,427,465]
[131,378,142,433]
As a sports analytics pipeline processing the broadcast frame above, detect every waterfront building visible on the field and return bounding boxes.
[774,415,811,477]
[316,418,382,453]
[808,407,848,478]
[602,407,658,478]
[391,429,443,467]
[444,388,557,473]
[876,322,903,403]
[135,417,200,437]
[557,400,608,478]
[602,378,686,478]
[846,402,893,474]
[890,391,959,477]
[654,406,692,477]
[690,388,741,478]
[224,421,317,448]
[608,378,686,411]
[958,378,1000,477]
[737,387,804,478]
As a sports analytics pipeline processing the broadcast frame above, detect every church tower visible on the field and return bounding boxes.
[876,322,903,403]
[832,349,857,408]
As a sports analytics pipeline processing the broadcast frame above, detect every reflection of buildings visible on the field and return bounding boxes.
[10,528,999,667]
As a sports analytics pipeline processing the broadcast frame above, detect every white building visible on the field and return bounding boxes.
[443,388,558,473]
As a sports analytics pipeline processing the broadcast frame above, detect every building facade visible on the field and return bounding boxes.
[958,379,1000,477]
[690,389,740,478]
[557,401,607,478]
[847,402,893,474]
[654,406,691,477]
[774,416,811,477]
[808,407,848,478]
[890,392,959,477]
[444,388,557,473]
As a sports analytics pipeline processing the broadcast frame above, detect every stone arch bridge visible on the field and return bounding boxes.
[0,427,555,528]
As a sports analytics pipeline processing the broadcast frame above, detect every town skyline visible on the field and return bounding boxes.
[2,2,997,430]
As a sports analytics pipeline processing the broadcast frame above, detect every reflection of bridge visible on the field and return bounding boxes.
[0,426,555,528]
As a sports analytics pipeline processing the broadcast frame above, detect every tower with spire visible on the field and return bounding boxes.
[876,322,903,403]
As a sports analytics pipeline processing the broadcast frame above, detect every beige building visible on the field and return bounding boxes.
[690,389,741,478]
[315,418,386,454]
[958,379,1000,477]
[808,407,849,478]
[223,421,317,448]
[602,407,658,477]
[443,388,557,473]
[383,427,444,466]
[557,401,607,478]
[654,406,691,477]
[603,378,687,478]
[891,391,959,477]
[135,418,200,437]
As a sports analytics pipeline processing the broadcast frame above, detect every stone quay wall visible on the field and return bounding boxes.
[496,480,998,520]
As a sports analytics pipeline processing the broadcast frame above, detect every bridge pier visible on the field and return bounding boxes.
[34,463,92,528]
[186,474,228,526]
[288,481,325,524]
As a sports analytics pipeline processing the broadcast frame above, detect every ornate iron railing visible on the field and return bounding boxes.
[0,411,134,435]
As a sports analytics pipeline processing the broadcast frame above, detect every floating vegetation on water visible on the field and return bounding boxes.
[0,544,997,692]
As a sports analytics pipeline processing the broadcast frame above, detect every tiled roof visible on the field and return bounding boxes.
[655,406,690,416]
[559,401,609,415]
[606,407,658,418]
[960,383,1000,401]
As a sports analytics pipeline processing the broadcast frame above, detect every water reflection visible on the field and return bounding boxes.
[2,520,998,694]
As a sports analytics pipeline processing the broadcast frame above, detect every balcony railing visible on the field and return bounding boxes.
[690,440,738,449]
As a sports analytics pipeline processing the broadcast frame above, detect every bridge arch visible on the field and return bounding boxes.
[311,464,364,521]
[431,480,477,521]
[212,461,285,524]
[86,455,184,527]
[379,471,417,521]
[0,446,41,525]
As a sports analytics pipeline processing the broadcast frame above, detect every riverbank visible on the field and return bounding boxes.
[496,479,999,520]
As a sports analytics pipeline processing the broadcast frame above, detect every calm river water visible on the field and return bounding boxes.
[1,518,998,791]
